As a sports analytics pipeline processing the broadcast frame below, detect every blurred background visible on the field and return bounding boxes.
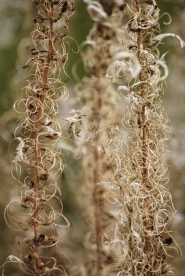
[0,0,184,275]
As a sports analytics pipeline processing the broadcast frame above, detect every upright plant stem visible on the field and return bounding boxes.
[93,147,102,276]
[135,2,150,271]
[34,3,53,274]
[4,1,75,275]
[93,85,102,276]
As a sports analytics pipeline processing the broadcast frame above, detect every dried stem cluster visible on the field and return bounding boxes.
[71,0,182,275]
[2,1,183,276]
[3,1,75,275]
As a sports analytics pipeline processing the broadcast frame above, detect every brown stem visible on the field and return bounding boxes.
[34,3,53,275]
[93,148,102,276]
[92,82,103,276]
[135,1,150,275]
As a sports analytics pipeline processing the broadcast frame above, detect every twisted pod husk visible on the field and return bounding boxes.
[3,1,75,275]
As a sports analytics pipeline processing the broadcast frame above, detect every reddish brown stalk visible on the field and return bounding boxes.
[93,86,103,276]
[135,1,150,274]
[93,148,102,276]
[34,3,53,275]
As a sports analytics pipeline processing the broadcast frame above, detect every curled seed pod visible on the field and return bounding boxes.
[23,254,33,264]
[37,234,49,245]
[48,235,58,244]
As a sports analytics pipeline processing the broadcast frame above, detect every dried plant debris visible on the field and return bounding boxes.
[2,1,76,276]
[67,0,182,276]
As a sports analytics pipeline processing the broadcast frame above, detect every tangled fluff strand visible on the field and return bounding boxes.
[104,1,183,275]
[3,1,75,275]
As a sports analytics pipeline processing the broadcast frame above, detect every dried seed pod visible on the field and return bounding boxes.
[39,173,49,181]
[37,234,49,245]
[48,235,58,244]
[24,255,33,263]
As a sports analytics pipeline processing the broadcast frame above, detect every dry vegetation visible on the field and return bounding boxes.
[0,1,184,276]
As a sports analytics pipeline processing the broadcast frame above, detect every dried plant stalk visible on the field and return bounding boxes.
[103,0,183,275]
[69,1,127,276]
[2,1,75,275]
